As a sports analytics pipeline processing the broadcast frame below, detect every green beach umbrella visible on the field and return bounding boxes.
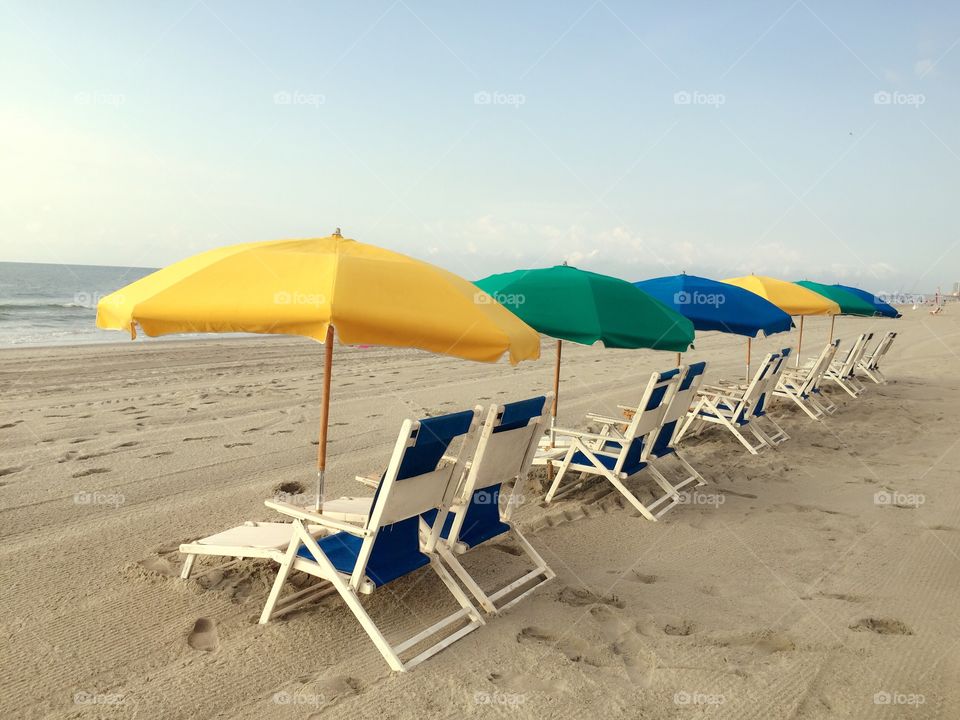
[475,265,694,427]
[794,280,877,342]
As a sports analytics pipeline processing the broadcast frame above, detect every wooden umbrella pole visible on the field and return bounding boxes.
[829,315,835,342]
[746,337,752,381]
[316,324,334,510]
[547,339,562,482]
[676,351,681,367]
[796,316,804,367]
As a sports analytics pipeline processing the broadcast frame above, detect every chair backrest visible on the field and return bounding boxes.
[735,352,778,420]
[446,395,549,540]
[355,409,480,585]
[838,334,869,376]
[752,348,791,417]
[868,331,897,369]
[614,368,681,472]
[804,340,840,393]
[651,362,707,456]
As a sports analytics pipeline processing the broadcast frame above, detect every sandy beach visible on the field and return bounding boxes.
[2,309,958,719]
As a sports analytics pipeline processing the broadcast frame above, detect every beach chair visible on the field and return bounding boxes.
[676,353,780,455]
[818,333,871,398]
[774,340,839,421]
[425,396,555,614]
[856,331,897,384]
[258,409,487,672]
[543,368,683,521]
[607,363,710,497]
[709,349,793,447]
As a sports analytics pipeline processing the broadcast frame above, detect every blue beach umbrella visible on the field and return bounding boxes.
[635,273,793,377]
[832,284,902,319]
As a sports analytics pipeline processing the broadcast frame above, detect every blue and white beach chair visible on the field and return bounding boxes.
[856,331,897,384]
[426,396,556,614]
[259,409,486,672]
[775,340,840,420]
[819,332,871,398]
[543,369,683,520]
[677,352,780,454]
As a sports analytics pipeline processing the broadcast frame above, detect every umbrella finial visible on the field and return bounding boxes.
[332,227,342,238]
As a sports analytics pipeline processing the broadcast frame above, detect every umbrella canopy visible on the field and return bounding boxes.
[793,280,878,317]
[833,284,901,318]
[475,265,694,430]
[96,235,539,364]
[635,273,793,337]
[722,275,840,316]
[475,265,694,352]
[97,233,541,506]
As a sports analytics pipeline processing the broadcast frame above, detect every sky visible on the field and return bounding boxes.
[0,0,958,294]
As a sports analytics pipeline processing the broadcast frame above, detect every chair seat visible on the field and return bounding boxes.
[298,517,430,587]
[570,449,645,476]
[423,484,512,550]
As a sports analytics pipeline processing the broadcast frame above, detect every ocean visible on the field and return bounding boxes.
[0,262,155,347]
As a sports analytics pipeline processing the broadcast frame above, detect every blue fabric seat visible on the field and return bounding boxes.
[651,362,706,458]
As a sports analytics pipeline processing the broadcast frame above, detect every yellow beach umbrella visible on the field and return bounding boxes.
[723,274,839,365]
[97,232,541,505]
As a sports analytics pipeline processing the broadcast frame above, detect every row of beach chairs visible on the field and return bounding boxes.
[176,330,897,671]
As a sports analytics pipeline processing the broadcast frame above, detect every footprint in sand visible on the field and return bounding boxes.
[224,442,253,448]
[630,572,658,584]
[114,441,138,448]
[138,556,176,577]
[556,586,625,609]
[187,618,219,652]
[717,630,796,653]
[488,543,523,557]
[0,421,22,429]
[0,466,26,477]
[183,436,218,442]
[71,467,110,478]
[274,481,305,495]
[315,675,361,703]
[849,618,912,635]
[663,620,696,636]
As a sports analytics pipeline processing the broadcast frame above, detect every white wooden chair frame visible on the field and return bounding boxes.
[774,340,839,421]
[856,331,897,384]
[819,333,871,398]
[432,398,555,614]
[258,411,487,672]
[676,354,779,455]
[543,370,682,521]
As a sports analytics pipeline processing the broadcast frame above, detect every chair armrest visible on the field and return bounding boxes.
[557,430,624,444]
[264,500,372,537]
[584,412,628,427]
[355,475,379,488]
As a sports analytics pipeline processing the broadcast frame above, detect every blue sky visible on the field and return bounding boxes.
[0,0,957,293]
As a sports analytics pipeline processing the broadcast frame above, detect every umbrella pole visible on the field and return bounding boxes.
[315,325,334,511]
[676,352,681,367]
[547,339,562,481]
[746,338,751,381]
[796,316,804,367]
[829,315,835,342]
